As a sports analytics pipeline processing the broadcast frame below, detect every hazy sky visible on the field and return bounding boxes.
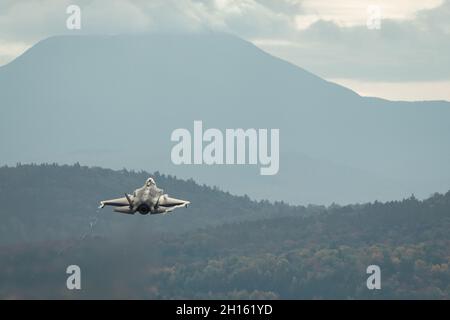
[0,0,449,101]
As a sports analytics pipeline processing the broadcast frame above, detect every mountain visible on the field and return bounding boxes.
[0,33,449,204]
[1,164,449,299]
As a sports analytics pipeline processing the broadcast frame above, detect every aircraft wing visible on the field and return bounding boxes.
[99,195,133,208]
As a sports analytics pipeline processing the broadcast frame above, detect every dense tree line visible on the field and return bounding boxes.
[0,164,449,299]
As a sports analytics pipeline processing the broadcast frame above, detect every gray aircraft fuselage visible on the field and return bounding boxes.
[99,178,190,215]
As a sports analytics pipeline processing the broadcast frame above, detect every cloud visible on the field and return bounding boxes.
[0,0,448,82]
[0,40,28,66]
[298,0,443,27]
[330,78,450,101]
[0,0,300,64]
[254,1,450,81]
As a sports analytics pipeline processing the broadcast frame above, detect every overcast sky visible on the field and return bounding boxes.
[0,0,449,101]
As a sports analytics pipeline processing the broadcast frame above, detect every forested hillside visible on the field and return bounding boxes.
[0,163,298,244]
[0,164,449,299]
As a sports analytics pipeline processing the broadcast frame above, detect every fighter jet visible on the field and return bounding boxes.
[99,178,190,215]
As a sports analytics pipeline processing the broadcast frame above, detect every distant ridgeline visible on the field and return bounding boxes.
[0,163,448,244]
[0,163,299,244]
[0,164,449,299]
